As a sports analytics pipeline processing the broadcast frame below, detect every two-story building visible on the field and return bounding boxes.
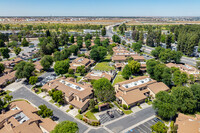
[115,76,169,107]
[42,77,93,112]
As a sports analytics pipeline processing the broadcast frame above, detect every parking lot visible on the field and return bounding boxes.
[99,109,123,124]
[126,117,162,133]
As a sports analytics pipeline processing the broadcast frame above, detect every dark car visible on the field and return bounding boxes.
[107,111,114,118]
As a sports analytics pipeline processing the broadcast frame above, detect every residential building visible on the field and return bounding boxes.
[33,61,43,72]
[0,101,56,133]
[115,76,169,107]
[70,57,95,71]
[2,58,22,69]
[84,70,116,82]
[0,71,16,88]
[175,113,200,133]
[42,77,93,112]
[166,63,200,78]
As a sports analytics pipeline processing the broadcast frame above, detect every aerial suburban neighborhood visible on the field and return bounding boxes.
[1,1,200,133]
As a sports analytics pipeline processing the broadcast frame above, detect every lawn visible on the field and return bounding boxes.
[76,76,82,82]
[93,62,115,71]
[85,111,97,120]
[112,71,126,85]
[75,114,83,120]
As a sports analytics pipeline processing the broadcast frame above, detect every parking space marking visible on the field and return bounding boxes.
[137,126,147,133]
[143,123,152,132]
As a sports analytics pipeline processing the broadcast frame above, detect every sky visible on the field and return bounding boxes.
[0,0,200,16]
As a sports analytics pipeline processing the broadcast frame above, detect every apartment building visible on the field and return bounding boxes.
[70,57,95,71]
[0,101,56,133]
[33,61,43,72]
[42,77,93,112]
[112,46,146,71]
[0,71,16,88]
[115,76,169,107]
[166,63,200,77]
[1,58,22,69]
[175,113,200,133]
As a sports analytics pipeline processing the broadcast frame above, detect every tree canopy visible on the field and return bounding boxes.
[51,121,78,133]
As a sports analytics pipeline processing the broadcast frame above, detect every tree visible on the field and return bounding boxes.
[162,67,172,86]
[85,40,91,49]
[8,41,17,48]
[0,63,5,74]
[122,65,132,79]
[4,94,13,102]
[29,76,38,85]
[153,91,177,120]
[146,33,154,47]
[51,121,78,133]
[128,60,141,74]
[76,65,86,76]
[14,61,35,80]
[46,30,51,37]
[18,35,22,42]
[77,40,83,49]
[21,38,29,46]
[69,35,75,43]
[0,39,5,47]
[13,47,21,56]
[146,59,160,79]
[132,42,142,53]
[93,78,115,102]
[172,70,188,86]
[38,104,53,118]
[89,99,95,110]
[53,51,62,61]
[101,26,106,36]
[165,34,172,49]
[151,121,168,133]
[84,33,92,41]
[171,86,196,114]
[0,47,10,59]
[69,45,79,55]
[40,55,53,70]
[54,60,70,75]
[94,37,101,46]
[49,89,64,104]
[112,35,121,44]
[189,74,195,84]
[190,84,200,108]
[90,46,107,61]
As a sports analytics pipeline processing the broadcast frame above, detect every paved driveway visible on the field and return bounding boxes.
[11,87,88,133]
[105,107,155,133]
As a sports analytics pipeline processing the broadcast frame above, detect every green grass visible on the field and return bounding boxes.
[75,73,81,77]
[66,109,70,113]
[36,88,43,94]
[55,103,61,107]
[49,99,55,103]
[75,114,83,120]
[112,71,126,85]
[147,101,152,105]
[93,62,115,71]
[85,111,97,120]
[42,96,46,98]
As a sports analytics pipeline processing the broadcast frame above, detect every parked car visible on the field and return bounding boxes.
[116,109,124,115]
[16,79,21,82]
[107,111,114,118]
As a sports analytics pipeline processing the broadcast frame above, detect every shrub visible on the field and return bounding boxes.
[95,105,99,110]
[78,109,81,114]
[128,106,130,109]
[145,99,148,103]
[69,105,74,110]
[68,69,74,74]
[137,103,140,106]
[122,104,127,110]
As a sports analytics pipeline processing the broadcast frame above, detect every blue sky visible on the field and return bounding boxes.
[0,0,200,16]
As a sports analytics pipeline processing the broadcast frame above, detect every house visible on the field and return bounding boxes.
[166,63,200,78]
[115,76,169,107]
[0,71,16,88]
[0,101,56,133]
[42,77,93,112]
[175,113,200,133]
[1,58,22,69]
[33,61,43,72]
[70,57,95,71]
[84,70,116,82]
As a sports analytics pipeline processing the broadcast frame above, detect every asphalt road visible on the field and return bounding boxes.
[11,87,88,133]
[105,107,155,133]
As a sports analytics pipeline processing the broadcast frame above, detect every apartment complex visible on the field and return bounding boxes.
[1,58,22,69]
[0,71,16,88]
[175,113,200,133]
[112,46,146,71]
[33,61,43,72]
[0,101,56,133]
[70,57,95,71]
[115,76,169,107]
[166,63,200,77]
[42,77,93,112]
